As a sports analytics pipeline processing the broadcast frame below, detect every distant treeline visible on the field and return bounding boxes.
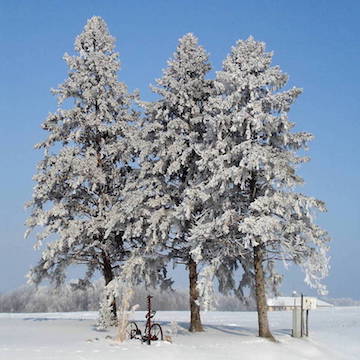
[322,297,360,307]
[1,282,355,313]
[0,281,255,313]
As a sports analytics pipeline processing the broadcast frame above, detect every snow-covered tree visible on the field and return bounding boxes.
[190,37,330,340]
[132,33,213,332]
[25,17,138,314]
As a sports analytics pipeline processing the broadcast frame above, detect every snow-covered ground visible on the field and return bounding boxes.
[0,307,359,359]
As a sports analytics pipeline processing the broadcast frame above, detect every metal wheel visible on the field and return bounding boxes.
[127,321,141,339]
[150,323,163,341]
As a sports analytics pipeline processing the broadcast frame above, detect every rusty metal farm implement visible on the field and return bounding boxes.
[127,295,163,345]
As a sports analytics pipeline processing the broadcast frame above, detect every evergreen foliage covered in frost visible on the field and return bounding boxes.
[190,37,330,305]
[136,33,213,264]
[25,20,331,321]
[25,17,139,287]
[101,35,215,330]
[104,34,214,303]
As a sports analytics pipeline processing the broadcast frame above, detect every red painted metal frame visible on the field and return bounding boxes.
[146,295,152,345]
[127,294,163,345]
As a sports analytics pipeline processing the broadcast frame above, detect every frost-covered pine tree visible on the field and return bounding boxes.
[190,37,330,340]
[134,33,213,332]
[25,17,138,314]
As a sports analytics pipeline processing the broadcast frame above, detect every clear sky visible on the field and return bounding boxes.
[0,0,359,299]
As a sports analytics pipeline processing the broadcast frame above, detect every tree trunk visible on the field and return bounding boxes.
[188,257,204,332]
[253,245,275,341]
[102,252,117,320]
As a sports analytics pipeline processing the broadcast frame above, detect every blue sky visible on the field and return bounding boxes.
[0,0,359,299]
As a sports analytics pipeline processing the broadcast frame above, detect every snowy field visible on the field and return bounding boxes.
[0,307,359,360]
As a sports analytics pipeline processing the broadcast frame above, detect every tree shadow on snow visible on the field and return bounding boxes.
[23,317,86,322]
[272,328,292,336]
[204,324,255,337]
[205,325,292,338]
